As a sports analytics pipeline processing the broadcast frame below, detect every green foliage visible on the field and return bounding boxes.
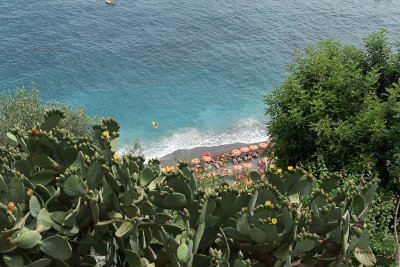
[367,189,398,264]
[0,85,94,146]
[371,231,397,267]
[0,111,380,266]
[123,138,144,157]
[196,173,228,190]
[367,190,397,238]
[265,30,400,190]
[265,30,400,264]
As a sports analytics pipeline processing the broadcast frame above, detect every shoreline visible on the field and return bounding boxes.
[159,141,268,165]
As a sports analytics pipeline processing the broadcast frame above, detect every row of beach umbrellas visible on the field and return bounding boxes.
[204,162,253,177]
[191,142,269,165]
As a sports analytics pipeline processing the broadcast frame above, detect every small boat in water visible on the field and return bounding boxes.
[105,0,115,5]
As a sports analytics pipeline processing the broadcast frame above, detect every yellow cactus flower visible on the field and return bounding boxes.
[277,168,282,174]
[265,200,272,206]
[270,164,275,170]
[102,130,110,138]
[271,218,278,225]
[113,155,120,161]
[288,166,293,171]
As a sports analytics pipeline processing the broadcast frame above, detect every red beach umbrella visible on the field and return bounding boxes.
[232,149,241,156]
[240,147,249,153]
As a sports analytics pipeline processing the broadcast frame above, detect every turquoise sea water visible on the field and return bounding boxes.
[1,0,400,158]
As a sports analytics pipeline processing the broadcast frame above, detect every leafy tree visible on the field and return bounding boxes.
[265,30,400,263]
[265,29,400,189]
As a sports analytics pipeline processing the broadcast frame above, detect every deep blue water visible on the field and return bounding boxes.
[1,0,400,158]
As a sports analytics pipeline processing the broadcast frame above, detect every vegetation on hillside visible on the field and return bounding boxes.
[1,29,398,266]
[0,110,379,266]
[0,85,94,146]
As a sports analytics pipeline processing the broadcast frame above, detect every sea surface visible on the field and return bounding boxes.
[1,0,400,159]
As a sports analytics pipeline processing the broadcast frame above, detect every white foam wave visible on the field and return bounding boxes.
[118,118,268,160]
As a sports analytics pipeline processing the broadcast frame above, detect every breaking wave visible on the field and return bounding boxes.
[119,118,268,160]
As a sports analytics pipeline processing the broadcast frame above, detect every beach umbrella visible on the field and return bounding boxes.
[191,158,200,164]
[249,145,258,151]
[203,156,212,162]
[259,142,268,149]
[232,149,241,156]
[234,165,243,171]
[240,147,249,153]
[244,162,252,169]
[222,168,233,175]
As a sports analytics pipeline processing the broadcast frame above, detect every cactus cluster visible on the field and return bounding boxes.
[0,109,378,266]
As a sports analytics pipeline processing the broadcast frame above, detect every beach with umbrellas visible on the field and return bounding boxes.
[160,142,273,187]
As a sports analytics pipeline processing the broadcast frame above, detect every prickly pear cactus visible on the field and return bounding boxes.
[215,168,379,266]
[0,110,379,267]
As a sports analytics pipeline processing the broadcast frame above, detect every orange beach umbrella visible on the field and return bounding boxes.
[191,158,200,164]
[259,142,268,149]
[240,147,249,153]
[243,162,252,169]
[232,149,241,156]
[203,156,212,162]
[222,168,233,175]
[249,145,258,151]
[233,165,243,171]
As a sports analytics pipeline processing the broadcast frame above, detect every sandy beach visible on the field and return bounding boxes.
[159,142,267,165]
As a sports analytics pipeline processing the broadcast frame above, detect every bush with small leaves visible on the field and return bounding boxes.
[0,85,94,147]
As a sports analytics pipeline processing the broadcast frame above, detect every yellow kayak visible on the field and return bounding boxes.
[105,0,114,5]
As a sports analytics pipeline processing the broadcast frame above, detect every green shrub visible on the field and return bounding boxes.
[367,189,398,265]
[0,85,94,146]
[371,231,397,267]
[264,29,400,189]
[0,110,380,266]
[123,138,144,156]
